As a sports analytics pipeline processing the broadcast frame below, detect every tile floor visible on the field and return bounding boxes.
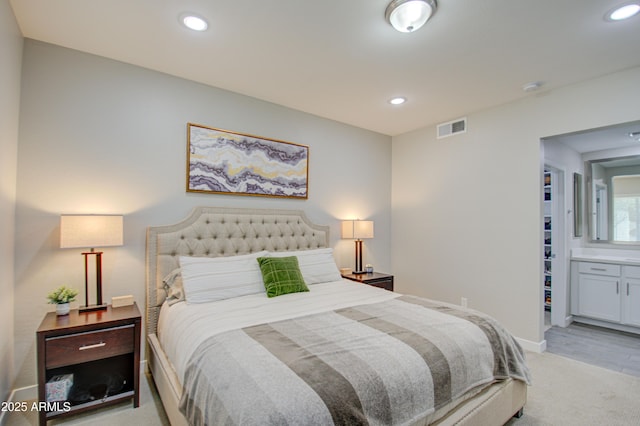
[545,321,640,377]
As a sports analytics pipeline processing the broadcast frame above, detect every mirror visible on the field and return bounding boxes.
[573,173,582,237]
[586,155,640,244]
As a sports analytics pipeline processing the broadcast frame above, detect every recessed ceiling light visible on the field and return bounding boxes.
[180,13,209,31]
[605,3,640,21]
[389,97,407,105]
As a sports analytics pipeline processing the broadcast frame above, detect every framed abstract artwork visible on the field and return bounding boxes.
[186,123,309,199]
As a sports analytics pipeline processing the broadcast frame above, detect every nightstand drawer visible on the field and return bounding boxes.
[342,272,394,292]
[45,324,135,368]
[367,279,394,291]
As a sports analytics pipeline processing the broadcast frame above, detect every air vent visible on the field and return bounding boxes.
[437,117,467,139]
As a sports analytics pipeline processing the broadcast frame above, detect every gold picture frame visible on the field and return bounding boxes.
[186,123,309,199]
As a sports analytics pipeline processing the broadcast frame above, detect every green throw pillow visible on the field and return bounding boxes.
[257,256,309,298]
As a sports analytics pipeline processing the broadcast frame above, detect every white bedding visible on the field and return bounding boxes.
[157,279,399,383]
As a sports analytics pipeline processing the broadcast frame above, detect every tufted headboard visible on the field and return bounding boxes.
[145,207,330,336]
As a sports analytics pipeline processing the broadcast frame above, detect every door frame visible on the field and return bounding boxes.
[544,162,570,327]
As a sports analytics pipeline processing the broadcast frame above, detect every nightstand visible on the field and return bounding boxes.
[342,272,394,291]
[36,303,141,425]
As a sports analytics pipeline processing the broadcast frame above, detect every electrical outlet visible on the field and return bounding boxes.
[461,297,468,308]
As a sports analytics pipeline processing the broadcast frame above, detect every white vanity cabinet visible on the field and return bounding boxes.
[571,261,640,330]
[572,262,621,322]
[623,266,640,327]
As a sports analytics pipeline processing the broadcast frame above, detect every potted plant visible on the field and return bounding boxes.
[47,286,78,316]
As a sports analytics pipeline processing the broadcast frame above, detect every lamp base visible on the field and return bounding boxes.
[353,270,366,275]
[79,303,108,313]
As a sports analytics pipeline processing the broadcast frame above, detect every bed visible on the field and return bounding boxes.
[146,207,529,425]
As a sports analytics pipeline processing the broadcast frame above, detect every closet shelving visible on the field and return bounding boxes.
[544,170,552,311]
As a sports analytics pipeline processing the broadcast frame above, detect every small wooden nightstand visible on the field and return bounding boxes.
[342,272,394,291]
[36,303,141,425]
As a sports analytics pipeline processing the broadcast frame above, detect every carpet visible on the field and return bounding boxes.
[3,372,169,426]
[507,351,640,426]
[5,352,639,425]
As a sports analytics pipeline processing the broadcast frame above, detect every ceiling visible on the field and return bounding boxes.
[9,0,640,136]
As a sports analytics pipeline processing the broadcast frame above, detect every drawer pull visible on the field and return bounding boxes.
[590,267,607,271]
[79,342,106,351]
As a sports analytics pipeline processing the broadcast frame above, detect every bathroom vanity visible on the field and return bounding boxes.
[571,251,640,333]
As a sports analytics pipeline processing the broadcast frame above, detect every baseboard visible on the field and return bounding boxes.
[12,384,37,401]
[0,384,38,425]
[572,316,640,335]
[563,315,573,327]
[516,337,546,353]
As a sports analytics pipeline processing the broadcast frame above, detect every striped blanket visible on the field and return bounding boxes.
[179,295,531,425]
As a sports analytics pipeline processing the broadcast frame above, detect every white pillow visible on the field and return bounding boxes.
[179,251,268,304]
[266,248,342,284]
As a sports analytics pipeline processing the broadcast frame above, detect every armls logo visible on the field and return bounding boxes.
[32,401,72,412]
[1,401,71,412]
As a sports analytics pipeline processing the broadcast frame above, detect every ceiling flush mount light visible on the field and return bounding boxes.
[386,0,437,33]
[605,2,640,21]
[180,13,209,31]
[389,97,407,105]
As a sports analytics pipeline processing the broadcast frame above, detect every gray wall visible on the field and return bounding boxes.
[0,0,23,403]
[392,67,640,348]
[13,39,392,387]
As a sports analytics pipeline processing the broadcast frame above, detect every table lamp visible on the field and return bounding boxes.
[60,214,123,311]
[341,220,374,274]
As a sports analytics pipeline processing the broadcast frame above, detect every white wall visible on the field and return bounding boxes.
[392,67,640,346]
[13,39,392,388]
[0,0,23,403]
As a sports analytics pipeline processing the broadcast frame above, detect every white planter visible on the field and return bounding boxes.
[56,303,70,316]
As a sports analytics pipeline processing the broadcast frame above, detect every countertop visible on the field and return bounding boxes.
[570,249,640,265]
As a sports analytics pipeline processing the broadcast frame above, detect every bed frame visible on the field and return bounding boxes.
[145,206,526,425]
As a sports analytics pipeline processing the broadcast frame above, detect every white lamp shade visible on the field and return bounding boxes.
[60,215,124,249]
[386,0,435,33]
[341,220,374,239]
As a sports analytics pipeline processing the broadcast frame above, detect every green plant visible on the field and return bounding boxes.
[47,286,78,304]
